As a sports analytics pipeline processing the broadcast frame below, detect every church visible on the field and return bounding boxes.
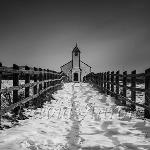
[60,44,91,82]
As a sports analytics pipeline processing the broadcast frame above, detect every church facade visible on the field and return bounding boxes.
[60,44,91,82]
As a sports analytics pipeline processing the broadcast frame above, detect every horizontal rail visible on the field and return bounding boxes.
[0,77,64,94]
[0,62,69,126]
[103,87,150,110]
[87,79,149,111]
[107,81,145,92]
[83,68,150,119]
[0,82,63,116]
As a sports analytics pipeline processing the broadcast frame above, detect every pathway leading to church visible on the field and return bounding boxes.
[0,83,150,150]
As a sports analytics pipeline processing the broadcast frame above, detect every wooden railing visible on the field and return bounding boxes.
[0,62,69,125]
[83,69,150,119]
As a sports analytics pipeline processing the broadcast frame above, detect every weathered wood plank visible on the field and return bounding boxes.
[131,70,136,111]
[145,68,150,119]
[115,71,119,100]
[122,71,127,106]
[25,66,30,108]
[107,71,110,95]
[13,64,19,114]
[111,71,114,97]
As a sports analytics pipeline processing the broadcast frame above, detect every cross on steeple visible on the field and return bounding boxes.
[75,43,78,47]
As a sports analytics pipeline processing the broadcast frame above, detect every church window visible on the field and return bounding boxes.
[75,51,78,56]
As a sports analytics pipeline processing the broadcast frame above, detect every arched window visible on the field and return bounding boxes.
[75,51,78,56]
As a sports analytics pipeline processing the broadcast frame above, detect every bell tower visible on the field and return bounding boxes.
[72,43,81,82]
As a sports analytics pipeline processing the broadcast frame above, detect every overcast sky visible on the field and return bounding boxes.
[0,0,150,73]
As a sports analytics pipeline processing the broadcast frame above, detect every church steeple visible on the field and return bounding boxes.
[72,43,80,68]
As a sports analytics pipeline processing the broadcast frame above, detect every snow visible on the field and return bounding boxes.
[0,82,150,150]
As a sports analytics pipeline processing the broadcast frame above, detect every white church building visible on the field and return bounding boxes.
[60,44,91,82]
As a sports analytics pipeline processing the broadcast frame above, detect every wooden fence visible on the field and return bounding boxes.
[0,62,69,125]
[83,69,150,119]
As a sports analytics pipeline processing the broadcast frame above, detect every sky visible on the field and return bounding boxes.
[0,0,150,73]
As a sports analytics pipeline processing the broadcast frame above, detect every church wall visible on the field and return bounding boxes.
[61,61,72,76]
[80,62,91,81]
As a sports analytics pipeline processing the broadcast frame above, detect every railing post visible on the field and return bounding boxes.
[99,73,101,90]
[96,74,98,85]
[44,69,47,90]
[0,63,2,127]
[25,66,30,108]
[33,67,38,95]
[104,72,106,94]
[115,71,119,101]
[32,67,38,107]
[122,71,127,106]
[48,71,51,87]
[56,73,58,85]
[97,74,99,86]
[39,68,43,93]
[96,74,97,85]
[101,73,104,92]
[52,73,54,92]
[107,71,110,95]
[111,71,114,97]
[131,70,136,111]
[145,68,150,119]
[99,73,101,89]
[13,64,19,115]
[47,69,49,88]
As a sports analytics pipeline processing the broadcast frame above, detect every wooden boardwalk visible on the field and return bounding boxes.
[0,83,150,150]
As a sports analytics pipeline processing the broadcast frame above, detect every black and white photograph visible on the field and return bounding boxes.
[0,0,150,149]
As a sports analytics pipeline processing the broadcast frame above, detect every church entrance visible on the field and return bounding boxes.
[74,73,78,82]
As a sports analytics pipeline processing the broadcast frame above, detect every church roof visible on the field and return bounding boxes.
[72,43,80,53]
[60,60,72,68]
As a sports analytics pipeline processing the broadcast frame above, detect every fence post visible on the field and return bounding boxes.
[24,66,30,108]
[131,70,136,111]
[13,64,19,115]
[39,68,43,93]
[99,73,101,91]
[97,74,99,86]
[122,71,127,106]
[96,74,99,86]
[52,73,54,92]
[32,67,38,107]
[107,71,110,95]
[101,73,104,92]
[104,72,106,94]
[44,69,47,90]
[99,73,101,88]
[115,71,119,101]
[145,68,150,119]
[48,71,51,87]
[111,71,114,97]
[33,67,38,95]
[0,63,2,127]
[47,69,49,88]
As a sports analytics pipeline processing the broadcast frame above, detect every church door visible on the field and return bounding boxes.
[74,73,78,82]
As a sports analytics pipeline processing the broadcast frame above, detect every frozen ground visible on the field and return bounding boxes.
[0,83,150,150]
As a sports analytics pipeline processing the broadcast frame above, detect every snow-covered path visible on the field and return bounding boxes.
[0,83,150,150]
